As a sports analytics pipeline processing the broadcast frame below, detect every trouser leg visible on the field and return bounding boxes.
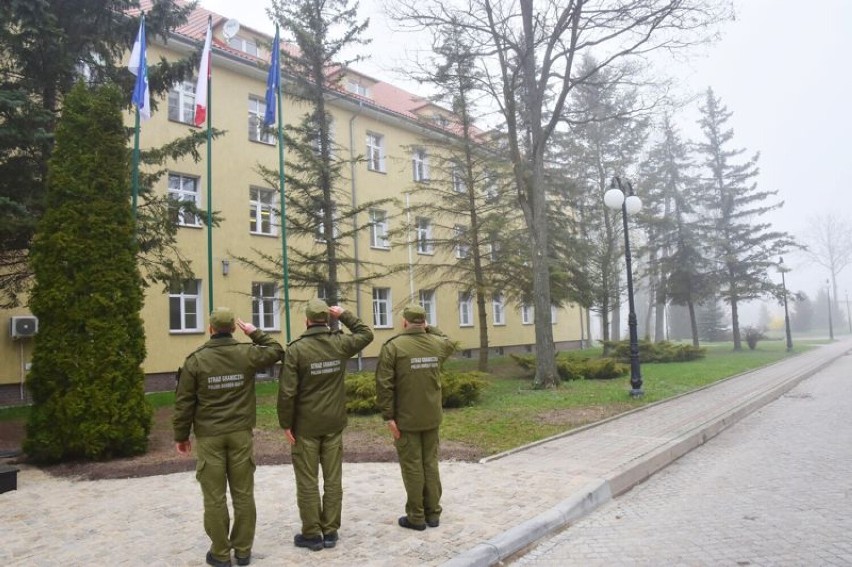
[395,430,426,524]
[292,434,322,537]
[196,435,232,561]
[319,430,344,534]
[226,430,256,557]
[422,428,442,523]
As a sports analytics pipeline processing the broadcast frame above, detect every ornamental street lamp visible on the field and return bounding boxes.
[604,177,643,398]
[826,279,834,341]
[778,257,792,352]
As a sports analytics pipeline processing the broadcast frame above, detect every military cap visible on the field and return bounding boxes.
[210,307,235,329]
[403,303,427,323]
[305,298,330,322]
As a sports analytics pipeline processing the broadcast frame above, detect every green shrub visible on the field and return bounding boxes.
[601,340,706,363]
[344,372,377,414]
[441,371,489,408]
[743,326,766,350]
[509,353,537,375]
[345,370,489,413]
[557,357,628,380]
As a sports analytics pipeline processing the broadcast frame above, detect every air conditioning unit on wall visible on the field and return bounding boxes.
[10,316,38,339]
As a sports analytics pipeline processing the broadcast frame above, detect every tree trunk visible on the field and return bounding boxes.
[687,298,699,347]
[731,297,741,350]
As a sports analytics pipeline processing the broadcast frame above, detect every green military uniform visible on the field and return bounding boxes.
[375,304,455,528]
[174,307,284,565]
[277,300,374,543]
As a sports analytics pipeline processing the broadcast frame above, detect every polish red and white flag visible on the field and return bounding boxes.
[194,20,212,127]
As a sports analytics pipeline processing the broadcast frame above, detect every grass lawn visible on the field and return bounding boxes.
[0,339,823,459]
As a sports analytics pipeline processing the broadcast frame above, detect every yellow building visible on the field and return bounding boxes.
[0,4,584,406]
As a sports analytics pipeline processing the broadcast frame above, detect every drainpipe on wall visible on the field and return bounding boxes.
[349,102,364,370]
[405,192,415,301]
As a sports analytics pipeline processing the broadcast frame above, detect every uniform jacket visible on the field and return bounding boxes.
[173,330,284,441]
[277,311,373,437]
[375,326,455,432]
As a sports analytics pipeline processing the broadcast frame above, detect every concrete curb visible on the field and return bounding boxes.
[440,479,612,567]
[445,345,850,567]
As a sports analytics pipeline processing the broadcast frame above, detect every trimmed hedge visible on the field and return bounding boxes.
[602,340,706,363]
[344,370,489,414]
[510,353,628,381]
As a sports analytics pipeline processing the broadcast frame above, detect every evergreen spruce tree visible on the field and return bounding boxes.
[25,83,151,462]
[697,297,726,342]
[241,0,391,305]
[695,88,796,350]
[0,1,211,307]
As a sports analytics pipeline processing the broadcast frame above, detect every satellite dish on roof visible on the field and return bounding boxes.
[222,19,241,41]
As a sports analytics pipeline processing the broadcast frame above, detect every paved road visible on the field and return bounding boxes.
[511,352,852,566]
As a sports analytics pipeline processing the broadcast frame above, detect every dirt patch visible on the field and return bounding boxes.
[0,408,483,481]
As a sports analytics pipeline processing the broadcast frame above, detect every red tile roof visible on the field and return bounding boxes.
[135,0,470,135]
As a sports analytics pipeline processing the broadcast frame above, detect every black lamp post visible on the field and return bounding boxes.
[604,177,643,398]
[779,257,792,352]
[826,279,834,341]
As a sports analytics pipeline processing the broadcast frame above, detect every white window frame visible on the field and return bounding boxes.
[493,293,506,326]
[169,279,203,333]
[315,206,340,242]
[366,132,385,172]
[248,96,275,144]
[250,187,277,236]
[311,115,335,155]
[551,304,558,325]
[419,289,437,325]
[416,217,433,255]
[454,225,469,259]
[228,36,259,57]
[369,209,390,249]
[412,148,429,182]
[372,288,392,328]
[521,303,534,325]
[168,80,196,124]
[452,167,467,194]
[458,292,473,327]
[347,80,369,97]
[252,282,280,331]
[168,173,201,227]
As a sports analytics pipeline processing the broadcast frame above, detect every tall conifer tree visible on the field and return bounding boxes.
[25,83,150,462]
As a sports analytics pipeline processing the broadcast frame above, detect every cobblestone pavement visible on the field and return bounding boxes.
[510,351,852,567]
[2,341,850,567]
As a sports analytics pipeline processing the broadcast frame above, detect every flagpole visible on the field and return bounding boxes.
[132,106,140,222]
[205,23,214,313]
[272,25,291,341]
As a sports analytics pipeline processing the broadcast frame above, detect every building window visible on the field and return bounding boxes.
[168,173,201,227]
[317,284,330,303]
[250,187,276,235]
[248,96,275,144]
[346,80,369,97]
[311,115,335,155]
[169,279,202,332]
[521,303,534,325]
[252,282,280,330]
[493,294,506,326]
[366,132,385,172]
[416,217,433,254]
[452,168,467,193]
[484,171,499,202]
[551,304,558,325]
[369,209,390,249]
[488,233,501,261]
[373,288,392,328]
[412,148,429,182]
[419,289,436,325]
[458,292,473,327]
[228,36,259,57]
[454,225,469,259]
[168,80,196,124]
[315,206,339,242]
